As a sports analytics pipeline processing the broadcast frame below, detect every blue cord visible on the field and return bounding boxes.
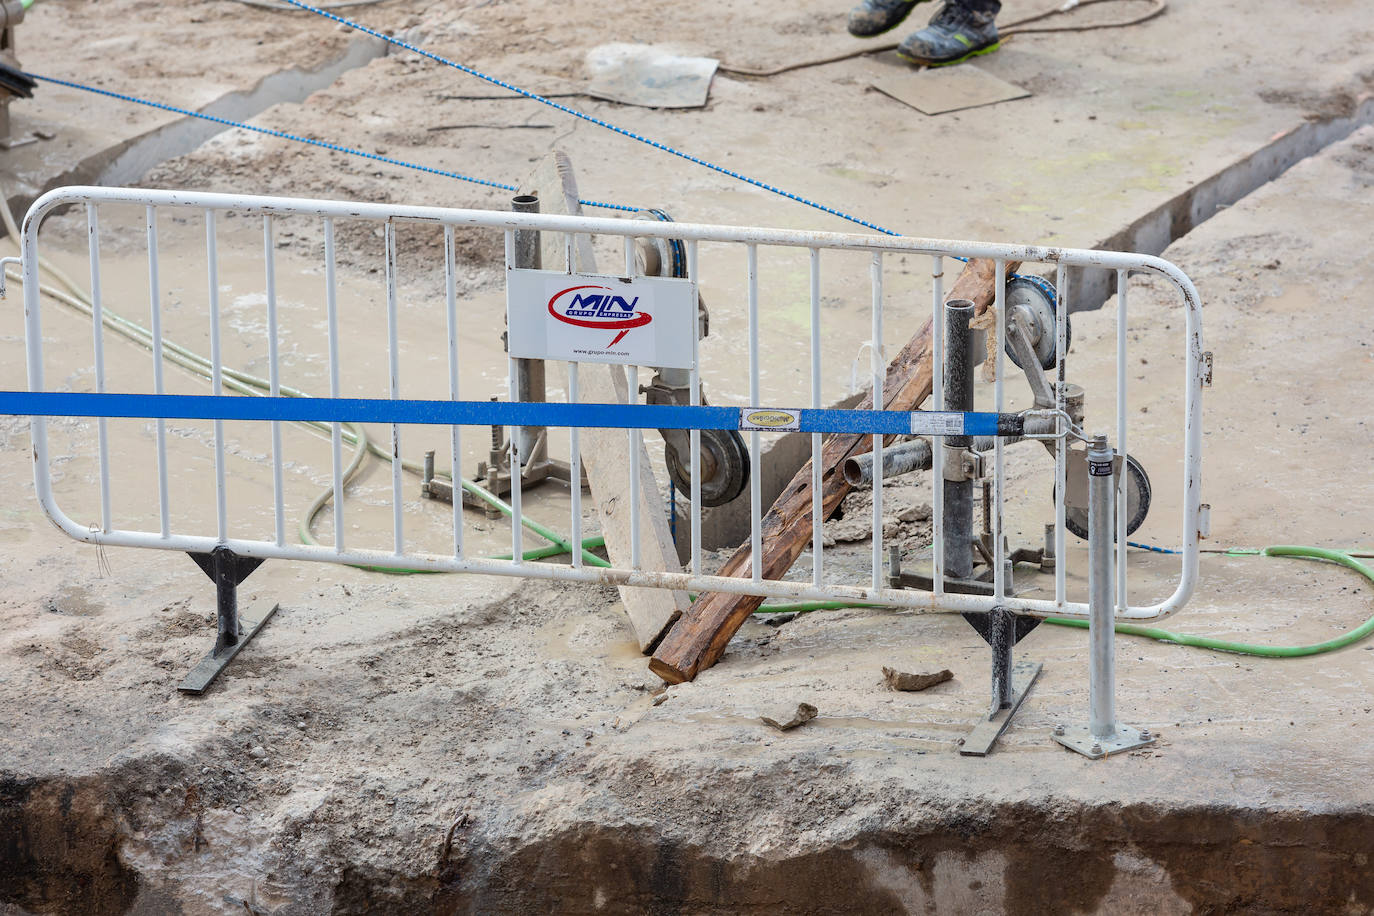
[1128,540,1179,555]
[277,0,901,237]
[29,72,640,213]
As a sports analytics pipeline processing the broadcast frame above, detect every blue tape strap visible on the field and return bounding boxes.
[0,392,1014,437]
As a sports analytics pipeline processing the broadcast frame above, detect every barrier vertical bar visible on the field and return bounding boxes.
[1116,268,1128,610]
[809,247,823,589]
[146,206,170,539]
[993,260,1006,602]
[688,240,702,577]
[385,220,403,555]
[504,229,522,564]
[931,256,945,595]
[747,243,761,582]
[87,204,111,535]
[445,226,463,559]
[1054,263,1068,606]
[624,238,641,570]
[870,251,884,591]
[324,218,345,552]
[263,215,285,547]
[569,361,582,569]
[205,209,226,543]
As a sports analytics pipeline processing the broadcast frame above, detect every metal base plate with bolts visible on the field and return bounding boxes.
[960,660,1042,757]
[1052,723,1155,759]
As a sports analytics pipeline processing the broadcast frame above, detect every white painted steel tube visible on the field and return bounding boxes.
[87,204,111,535]
[264,215,286,547]
[504,229,522,564]
[205,210,226,543]
[569,361,582,569]
[1054,263,1068,607]
[1116,268,1128,610]
[688,240,702,577]
[747,243,761,582]
[931,256,944,596]
[870,252,883,591]
[810,247,823,590]
[993,261,1006,603]
[146,207,170,540]
[385,221,404,555]
[446,228,462,559]
[325,218,345,552]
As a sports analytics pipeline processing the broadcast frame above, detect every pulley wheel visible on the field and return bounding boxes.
[1004,275,1070,371]
[665,428,750,507]
[1060,453,1153,542]
[634,209,687,279]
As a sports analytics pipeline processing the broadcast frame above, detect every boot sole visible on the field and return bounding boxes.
[896,39,1001,67]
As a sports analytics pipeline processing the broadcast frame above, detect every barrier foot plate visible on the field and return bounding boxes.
[1052,723,1155,759]
[177,603,279,695]
[958,660,1041,757]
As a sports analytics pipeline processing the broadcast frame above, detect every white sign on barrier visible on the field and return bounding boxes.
[506,268,696,368]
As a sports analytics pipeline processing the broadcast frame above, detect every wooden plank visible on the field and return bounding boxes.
[522,151,689,652]
[648,258,1018,683]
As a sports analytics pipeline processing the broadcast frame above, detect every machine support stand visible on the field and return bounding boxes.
[421,192,582,509]
[1053,435,1156,759]
[177,547,278,695]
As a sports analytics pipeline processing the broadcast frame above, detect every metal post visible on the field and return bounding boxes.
[511,194,544,462]
[943,299,975,580]
[1087,434,1116,738]
[1053,436,1155,758]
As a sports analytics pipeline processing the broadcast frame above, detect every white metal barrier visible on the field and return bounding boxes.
[11,186,1206,627]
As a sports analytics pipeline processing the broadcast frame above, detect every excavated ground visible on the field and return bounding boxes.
[1,0,1372,913]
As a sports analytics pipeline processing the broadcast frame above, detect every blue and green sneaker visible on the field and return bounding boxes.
[897,2,1000,66]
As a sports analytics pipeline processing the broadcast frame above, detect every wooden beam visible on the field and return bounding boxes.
[648,258,1018,683]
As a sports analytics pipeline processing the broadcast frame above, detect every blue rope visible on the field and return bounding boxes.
[1128,540,1179,555]
[277,0,901,237]
[29,72,640,213]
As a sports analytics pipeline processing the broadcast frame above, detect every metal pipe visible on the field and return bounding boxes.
[1087,434,1117,738]
[943,299,975,580]
[843,438,932,486]
[511,194,544,461]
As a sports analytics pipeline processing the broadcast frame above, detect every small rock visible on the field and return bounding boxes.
[882,667,953,692]
[652,693,670,706]
[761,612,797,627]
[760,703,818,731]
[897,503,932,523]
[249,745,267,759]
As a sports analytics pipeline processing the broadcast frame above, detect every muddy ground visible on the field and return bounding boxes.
[1,0,1373,913]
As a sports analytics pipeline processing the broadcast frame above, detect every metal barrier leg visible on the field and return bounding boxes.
[1053,436,1155,758]
[177,546,278,695]
[959,607,1043,756]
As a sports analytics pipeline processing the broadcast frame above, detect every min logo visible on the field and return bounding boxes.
[547,285,651,348]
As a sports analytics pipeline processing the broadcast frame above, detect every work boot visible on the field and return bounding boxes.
[897,2,1000,66]
[847,0,928,37]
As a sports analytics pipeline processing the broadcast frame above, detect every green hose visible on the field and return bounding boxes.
[1043,545,1374,657]
[747,546,1374,658]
